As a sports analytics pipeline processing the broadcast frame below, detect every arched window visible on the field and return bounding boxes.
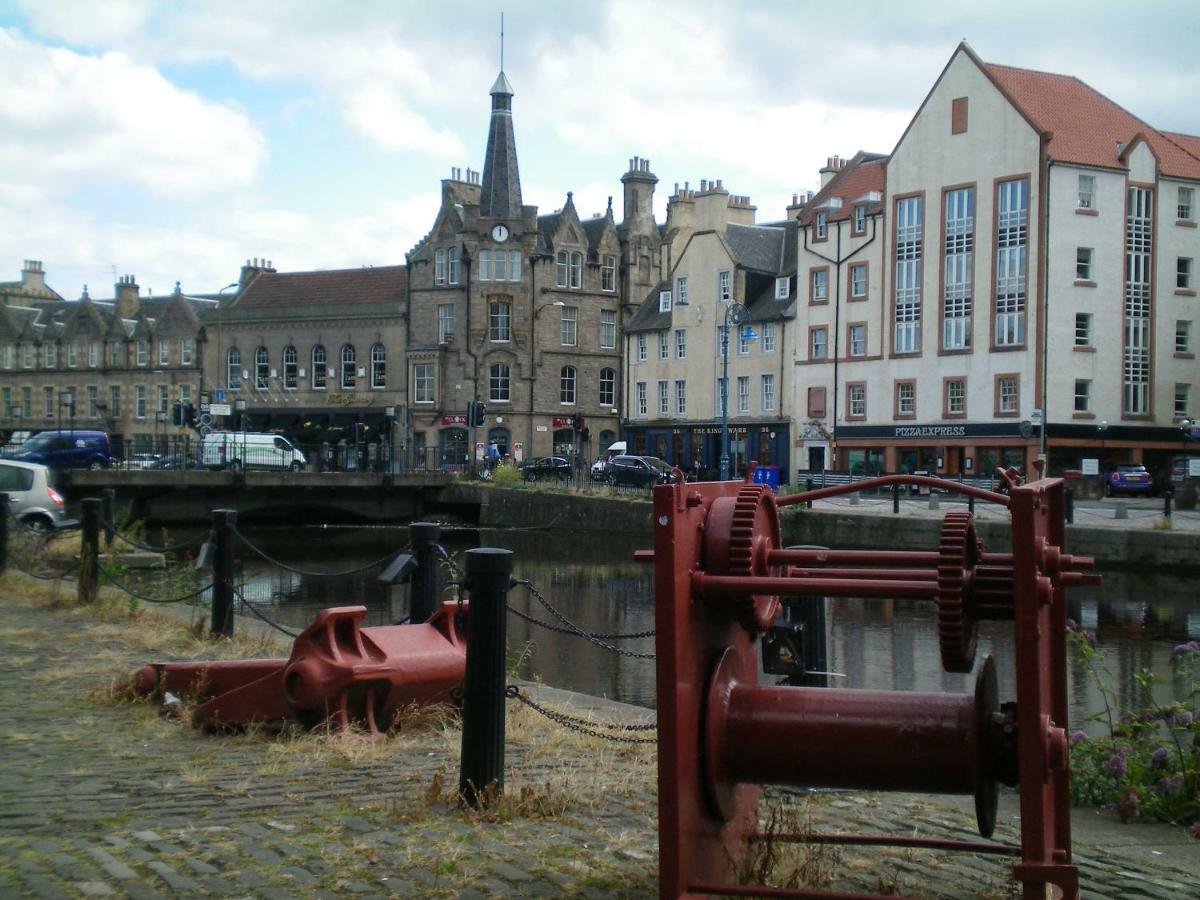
[555,251,569,287]
[569,251,583,289]
[560,366,576,404]
[283,345,298,389]
[370,343,386,388]
[599,367,615,407]
[227,347,241,389]
[255,346,269,389]
[489,301,511,341]
[340,344,356,389]
[489,363,510,402]
[311,345,326,390]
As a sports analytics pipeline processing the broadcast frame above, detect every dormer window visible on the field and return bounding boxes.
[570,251,583,289]
[659,290,672,312]
[435,248,446,285]
[602,254,616,292]
[448,247,460,284]
[556,251,569,287]
[774,277,789,300]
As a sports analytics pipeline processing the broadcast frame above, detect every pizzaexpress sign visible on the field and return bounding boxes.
[836,422,1025,440]
[894,425,967,438]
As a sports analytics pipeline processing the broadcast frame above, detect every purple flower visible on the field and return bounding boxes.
[1105,754,1127,778]
[1150,747,1170,769]
[1172,642,1199,659]
[1069,730,1088,746]
[1066,618,1079,631]
[1177,712,1195,726]
[1164,776,1184,796]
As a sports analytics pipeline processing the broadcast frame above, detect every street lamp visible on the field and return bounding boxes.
[719,302,749,481]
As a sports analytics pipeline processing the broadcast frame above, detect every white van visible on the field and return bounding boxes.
[590,440,626,481]
[198,431,306,472]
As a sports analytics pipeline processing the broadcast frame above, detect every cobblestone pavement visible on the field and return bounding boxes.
[1,579,1196,899]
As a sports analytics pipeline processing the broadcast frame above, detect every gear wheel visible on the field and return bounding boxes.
[936,511,979,672]
[704,485,782,633]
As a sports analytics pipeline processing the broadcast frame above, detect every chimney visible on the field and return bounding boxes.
[820,155,845,188]
[21,259,46,293]
[115,274,140,319]
[240,256,276,289]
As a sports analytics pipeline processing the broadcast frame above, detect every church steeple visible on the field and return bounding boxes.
[479,71,523,219]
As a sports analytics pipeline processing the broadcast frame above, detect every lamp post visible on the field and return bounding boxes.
[719,302,749,482]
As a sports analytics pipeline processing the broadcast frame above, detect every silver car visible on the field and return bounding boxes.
[0,459,71,532]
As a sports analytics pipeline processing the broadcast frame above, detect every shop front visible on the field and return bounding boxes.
[621,420,791,483]
[834,422,1035,481]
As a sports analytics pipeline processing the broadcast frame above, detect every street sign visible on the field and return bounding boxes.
[209,403,232,416]
[214,389,226,402]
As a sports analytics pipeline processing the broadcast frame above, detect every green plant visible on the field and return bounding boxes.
[1067,628,1199,830]
[491,464,522,488]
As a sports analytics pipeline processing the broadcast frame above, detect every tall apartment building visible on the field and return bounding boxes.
[794,42,1199,479]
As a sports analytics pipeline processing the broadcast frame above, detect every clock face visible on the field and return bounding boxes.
[491,224,509,242]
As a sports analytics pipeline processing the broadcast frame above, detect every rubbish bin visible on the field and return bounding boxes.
[752,465,780,489]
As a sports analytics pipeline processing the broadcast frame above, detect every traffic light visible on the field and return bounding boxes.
[171,401,183,426]
[572,413,585,432]
[468,400,486,427]
[184,403,197,427]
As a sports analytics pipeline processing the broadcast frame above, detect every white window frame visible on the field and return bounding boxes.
[158,339,170,366]
[659,290,672,313]
[569,251,583,289]
[675,379,686,415]
[718,270,732,302]
[999,377,1019,414]
[761,373,775,411]
[600,310,616,349]
[414,363,435,403]
[508,250,521,282]
[180,338,193,366]
[1176,319,1191,354]
[561,366,577,405]
[1076,247,1093,281]
[1074,379,1091,412]
[1074,313,1092,347]
[849,383,866,418]
[659,332,669,361]
[761,323,775,354]
[227,347,242,389]
[736,375,750,414]
[657,380,669,416]
[67,342,78,368]
[448,247,460,284]
[1078,174,1095,210]
[1178,186,1193,221]
[774,277,789,300]
[811,327,827,360]
[675,276,688,306]
[1178,257,1193,290]
[599,367,615,407]
[636,381,647,417]
[490,301,511,342]
[283,345,298,389]
[489,362,511,403]
[850,324,866,357]
[560,307,577,346]
[438,303,455,343]
[370,343,386,389]
[812,269,828,301]
[135,385,147,419]
[1174,383,1189,418]
[311,345,326,390]
[601,255,616,292]
[255,346,269,389]
[636,334,647,362]
[435,248,447,285]
[340,344,356,389]
[675,328,687,360]
[556,251,569,287]
[136,340,147,366]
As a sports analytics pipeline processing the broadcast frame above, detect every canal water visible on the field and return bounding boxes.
[230,524,1198,733]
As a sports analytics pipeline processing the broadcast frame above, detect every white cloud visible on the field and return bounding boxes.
[343,86,466,157]
[0,29,266,200]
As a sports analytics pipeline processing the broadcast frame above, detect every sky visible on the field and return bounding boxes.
[2,0,1199,300]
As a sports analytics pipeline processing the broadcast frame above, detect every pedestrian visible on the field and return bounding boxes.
[487,440,500,472]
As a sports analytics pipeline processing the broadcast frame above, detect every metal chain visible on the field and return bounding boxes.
[512,578,655,659]
[505,685,657,744]
[98,566,213,605]
[231,526,402,578]
[232,586,300,637]
[112,528,207,553]
[506,604,655,641]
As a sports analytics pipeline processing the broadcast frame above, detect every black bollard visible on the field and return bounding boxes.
[1065,489,1075,525]
[101,487,116,549]
[893,481,900,514]
[79,497,101,604]
[458,547,514,809]
[0,492,8,574]
[805,478,813,509]
[409,522,442,623]
[210,509,237,637]
[1163,488,1173,521]
[968,493,975,515]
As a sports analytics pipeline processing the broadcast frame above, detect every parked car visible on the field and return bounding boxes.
[1106,464,1154,496]
[590,440,627,481]
[0,429,110,470]
[521,455,571,482]
[603,455,678,488]
[123,452,163,470]
[0,460,71,532]
[198,432,306,472]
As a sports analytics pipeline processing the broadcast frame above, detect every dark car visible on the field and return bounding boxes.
[521,455,571,482]
[1106,464,1154,496]
[604,455,678,488]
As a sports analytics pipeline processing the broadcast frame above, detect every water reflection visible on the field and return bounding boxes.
[231,525,1197,728]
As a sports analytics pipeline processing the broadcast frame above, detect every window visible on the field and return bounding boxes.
[1,387,10,419]
[340,344,356,389]
[896,381,916,417]
[945,379,966,416]
[815,211,827,240]
[449,247,460,284]
[414,363,434,403]
[853,205,866,235]
[44,386,54,418]
[44,343,56,369]
[570,252,583,289]
[943,187,974,350]
[1075,313,1092,347]
[1125,186,1153,414]
[848,383,866,418]
[492,249,507,282]
[850,263,867,299]
[561,307,577,346]
[23,344,33,368]
[109,342,121,366]
[810,268,828,302]
[556,251,569,287]
[659,290,672,313]
[135,385,146,419]
[736,376,750,414]
[255,346,269,389]
[1175,383,1190,418]
[489,363,511,402]
[227,347,241,389]
[810,327,827,360]
[283,346,297,389]
[108,385,120,418]
[675,328,687,360]
[807,386,826,418]
[1076,247,1093,281]
[761,323,775,353]
[849,323,866,357]
[88,342,99,367]
[951,96,968,134]
[600,368,615,407]
[490,301,511,341]
[158,340,169,366]
[180,338,193,366]
[761,373,775,411]
[1177,320,1192,354]
[995,178,1029,346]
[158,385,169,414]
[675,276,688,306]
[21,386,31,419]
[67,342,78,368]
[2,344,11,369]
[136,340,147,366]
[997,375,1019,415]
[600,310,616,348]
[775,277,789,299]
[718,270,732,302]
[508,250,521,282]
[716,377,726,414]
[561,366,577,405]
[657,380,669,416]
[311,345,326,390]
[738,326,752,355]
[179,384,191,406]
[479,250,493,282]
[894,195,923,353]
[636,381,647,416]
[659,332,670,361]
[1179,187,1194,221]
[371,343,386,388]
[675,379,686,415]
[1078,174,1095,210]
[602,255,616,292]
[1178,257,1193,290]
[1074,380,1091,413]
[435,248,446,285]
[438,303,455,343]
[636,334,647,362]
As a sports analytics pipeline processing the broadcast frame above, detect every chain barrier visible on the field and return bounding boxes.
[111,528,207,554]
[504,685,656,744]
[232,585,300,638]
[98,565,213,605]
[511,578,655,659]
[506,603,656,641]
[4,522,79,580]
[231,526,403,578]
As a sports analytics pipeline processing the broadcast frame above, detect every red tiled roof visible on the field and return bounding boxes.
[983,63,1200,180]
[233,265,407,310]
[799,153,887,225]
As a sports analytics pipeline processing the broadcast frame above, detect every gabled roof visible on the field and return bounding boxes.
[798,152,887,226]
[228,265,407,313]
[625,282,672,333]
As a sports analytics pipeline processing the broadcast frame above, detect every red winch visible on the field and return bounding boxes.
[131,601,466,735]
[646,470,1099,899]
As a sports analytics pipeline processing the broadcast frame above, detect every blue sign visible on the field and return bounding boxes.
[214,389,226,402]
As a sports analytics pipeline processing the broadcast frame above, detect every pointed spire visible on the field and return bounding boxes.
[479,70,523,219]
